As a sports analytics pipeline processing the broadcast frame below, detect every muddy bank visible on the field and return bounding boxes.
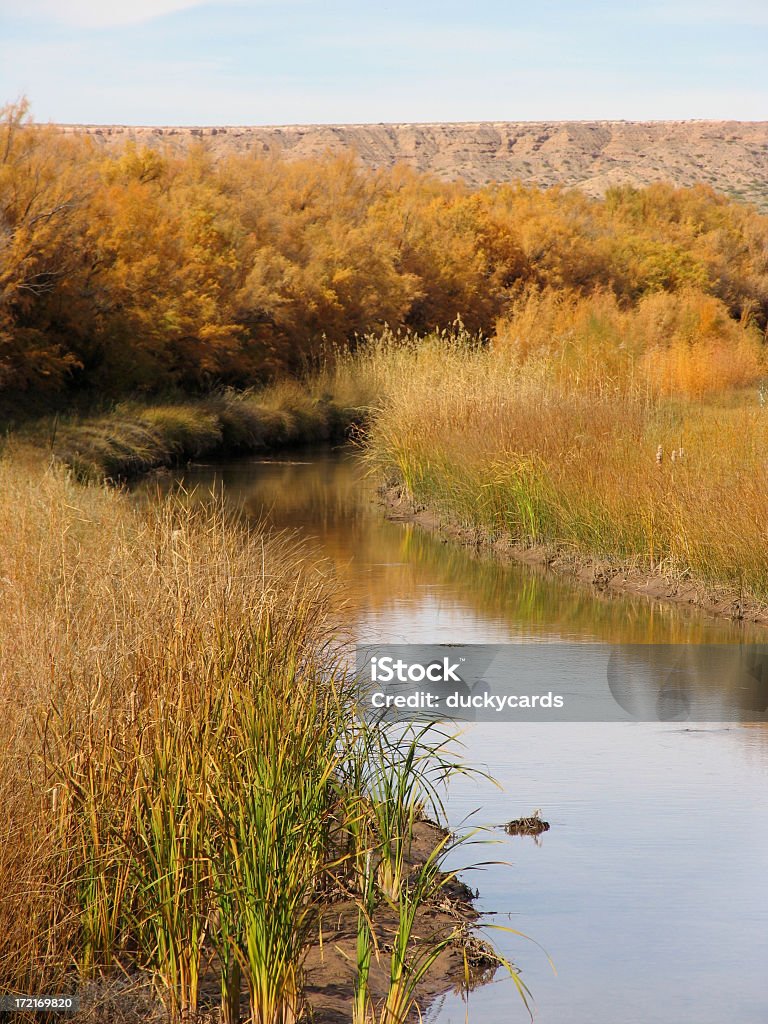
[303,820,498,1024]
[381,483,768,629]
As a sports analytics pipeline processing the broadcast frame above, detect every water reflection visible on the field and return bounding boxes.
[165,448,759,646]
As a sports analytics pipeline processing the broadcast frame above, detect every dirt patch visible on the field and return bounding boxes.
[303,820,498,1024]
[381,483,768,629]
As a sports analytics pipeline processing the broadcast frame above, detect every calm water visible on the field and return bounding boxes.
[167,448,768,1024]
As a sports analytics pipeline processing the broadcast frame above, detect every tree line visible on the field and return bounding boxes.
[2,99,767,402]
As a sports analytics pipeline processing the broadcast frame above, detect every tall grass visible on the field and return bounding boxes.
[0,446,509,1023]
[340,296,768,604]
[492,287,764,397]
[346,721,517,1024]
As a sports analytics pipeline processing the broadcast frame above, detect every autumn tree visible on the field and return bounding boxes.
[2,99,767,406]
[0,100,95,393]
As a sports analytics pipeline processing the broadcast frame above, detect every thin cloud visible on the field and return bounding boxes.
[0,0,235,29]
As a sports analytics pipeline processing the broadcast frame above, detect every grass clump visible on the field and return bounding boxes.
[0,448,512,1023]
[21,383,359,481]
[336,300,768,604]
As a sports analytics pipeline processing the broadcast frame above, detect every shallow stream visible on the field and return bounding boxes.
[166,447,768,1024]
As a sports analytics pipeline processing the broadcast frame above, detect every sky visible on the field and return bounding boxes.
[0,0,765,125]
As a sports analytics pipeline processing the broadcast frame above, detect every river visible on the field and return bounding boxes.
[164,446,768,1024]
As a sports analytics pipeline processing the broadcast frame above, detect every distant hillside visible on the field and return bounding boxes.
[58,120,768,209]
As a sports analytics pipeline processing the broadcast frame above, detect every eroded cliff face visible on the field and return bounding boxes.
[59,120,768,207]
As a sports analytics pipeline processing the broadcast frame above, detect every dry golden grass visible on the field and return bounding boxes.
[493,287,765,397]
[0,447,497,1024]
[22,386,356,482]
[350,314,768,602]
[0,445,338,998]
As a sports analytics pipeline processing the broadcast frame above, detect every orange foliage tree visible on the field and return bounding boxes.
[2,101,767,404]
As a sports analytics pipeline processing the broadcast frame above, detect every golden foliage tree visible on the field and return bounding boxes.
[2,101,767,403]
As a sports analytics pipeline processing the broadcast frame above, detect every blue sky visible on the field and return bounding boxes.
[0,0,765,125]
